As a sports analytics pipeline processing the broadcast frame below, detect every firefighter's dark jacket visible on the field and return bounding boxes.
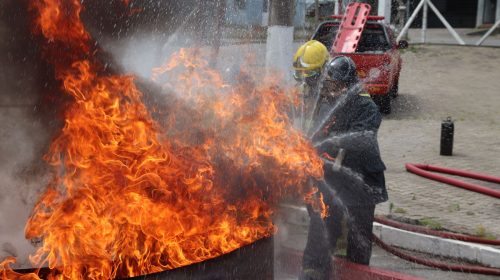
[314,84,388,205]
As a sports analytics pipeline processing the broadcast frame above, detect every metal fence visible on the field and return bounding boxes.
[396,0,499,46]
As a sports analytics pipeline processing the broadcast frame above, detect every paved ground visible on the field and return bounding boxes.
[377,45,500,239]
[277,203,500,280]
[369,245,500,280]
[276,245,500,280]
[371,44,500,278]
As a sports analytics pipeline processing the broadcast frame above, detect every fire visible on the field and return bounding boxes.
[0,1,324,279]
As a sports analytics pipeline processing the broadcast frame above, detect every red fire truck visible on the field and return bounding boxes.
[311,4,408,114]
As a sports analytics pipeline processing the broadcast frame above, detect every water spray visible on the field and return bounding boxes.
[301,71,328,133]
[307,84,362,140]
[313,131,376,150]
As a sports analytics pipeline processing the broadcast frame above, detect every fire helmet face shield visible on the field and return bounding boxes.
[324,56,359,88]
[293,40,330,83]
[293,69,321,85]
[322,78,348,97]
[320,56,359,98]
[293,69,320,81]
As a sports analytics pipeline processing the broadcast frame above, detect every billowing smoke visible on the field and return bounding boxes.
[0,1,54,268]
[0,108,50,268]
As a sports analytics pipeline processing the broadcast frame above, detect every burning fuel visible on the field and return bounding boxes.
[0,1,323,279]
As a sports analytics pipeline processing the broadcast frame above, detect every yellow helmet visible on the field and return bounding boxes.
[293,40,330,80]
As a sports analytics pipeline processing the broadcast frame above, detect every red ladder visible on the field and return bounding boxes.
[331,3,371,54]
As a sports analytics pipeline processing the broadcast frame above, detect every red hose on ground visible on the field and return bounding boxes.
[405,163,500,199]
[417,164,500,184]
[374,216,500,246]
[372,164,500,275]
[373,234,500,276]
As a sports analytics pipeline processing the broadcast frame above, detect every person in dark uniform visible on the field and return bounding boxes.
[301,56,388,280]
[292,40,331,132]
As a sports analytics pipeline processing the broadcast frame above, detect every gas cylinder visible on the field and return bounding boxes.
[440,117,454,156]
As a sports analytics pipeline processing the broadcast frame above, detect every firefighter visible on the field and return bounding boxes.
[293,40,330,93]
[301,56,387,280]
[293,40,330,132]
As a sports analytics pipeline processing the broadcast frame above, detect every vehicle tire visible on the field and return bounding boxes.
[390,79,399,99]
[374,94,391,115]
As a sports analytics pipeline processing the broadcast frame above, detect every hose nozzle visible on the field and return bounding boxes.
[332,148,345,171]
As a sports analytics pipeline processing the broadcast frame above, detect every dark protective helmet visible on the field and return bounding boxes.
[324,56,359,87]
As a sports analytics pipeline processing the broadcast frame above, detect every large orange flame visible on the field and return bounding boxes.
[1,1,324,279]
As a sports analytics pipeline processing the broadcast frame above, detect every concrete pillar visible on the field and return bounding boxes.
[477,0,485,27]
[265,0,295,84]
[484,0,495,23]
[268,0,294,28]
[263,0,269,26]
[209,0,226,67]
[314,0,319,23]
[497,0,500,22]
[378,0,392,24]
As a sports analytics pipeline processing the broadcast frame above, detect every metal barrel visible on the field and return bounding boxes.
[440,117,454,156]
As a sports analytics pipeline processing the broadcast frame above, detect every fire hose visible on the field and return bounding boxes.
[372,163,500,275]
[373,235,500,276]
[374,215,500,246]
[405,163,500,199]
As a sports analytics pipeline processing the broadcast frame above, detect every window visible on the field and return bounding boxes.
[312,22,391,53]
[356,25,391,52]
[312,23,340,50]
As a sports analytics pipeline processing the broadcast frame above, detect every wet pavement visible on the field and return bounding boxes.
[276,205,500,280]
[377,45,500,238]
[370,245,500,280]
